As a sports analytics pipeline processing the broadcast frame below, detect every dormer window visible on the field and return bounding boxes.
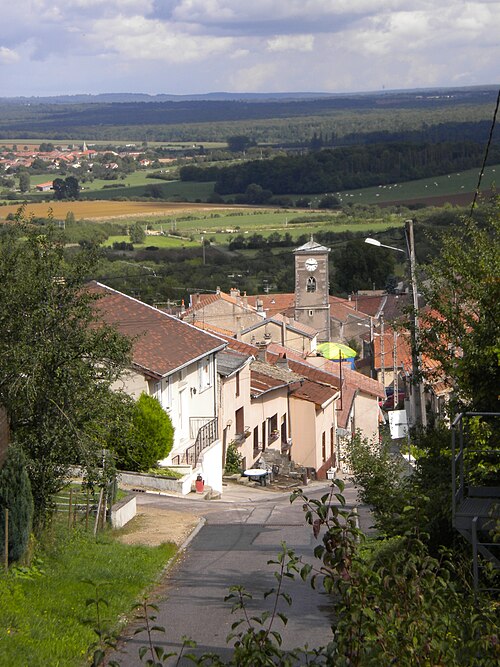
[306,276,317,292]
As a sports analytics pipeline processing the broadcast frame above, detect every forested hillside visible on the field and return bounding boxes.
[0,87,496,144]
[181,142,500,194]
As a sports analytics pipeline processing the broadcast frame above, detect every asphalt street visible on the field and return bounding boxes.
[112,477,370,666]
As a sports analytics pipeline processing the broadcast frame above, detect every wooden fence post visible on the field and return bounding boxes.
[68,489,73,529]
[4,509,8,570]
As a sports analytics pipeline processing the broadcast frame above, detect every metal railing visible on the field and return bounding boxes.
[451,411,500,523]
[173,417,218,467]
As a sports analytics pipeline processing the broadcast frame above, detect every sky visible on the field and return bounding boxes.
[1,0,499,97]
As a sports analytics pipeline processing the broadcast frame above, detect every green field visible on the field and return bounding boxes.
[101,209,405,248]
[19,162,499,210]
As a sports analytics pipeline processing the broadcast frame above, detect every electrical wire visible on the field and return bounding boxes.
[469,88,500,217]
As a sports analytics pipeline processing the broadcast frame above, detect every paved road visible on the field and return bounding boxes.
[113,478,369,666]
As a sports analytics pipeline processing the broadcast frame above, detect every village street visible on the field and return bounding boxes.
[113,477,370,665]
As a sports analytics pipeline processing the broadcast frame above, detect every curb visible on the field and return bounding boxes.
[179,516,206,551]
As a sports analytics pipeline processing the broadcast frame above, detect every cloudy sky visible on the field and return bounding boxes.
[1,0,499,97]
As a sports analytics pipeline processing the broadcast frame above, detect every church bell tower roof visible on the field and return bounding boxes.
[294,238,330,254]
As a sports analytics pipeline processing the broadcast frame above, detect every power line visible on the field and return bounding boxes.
[470,88,500,217]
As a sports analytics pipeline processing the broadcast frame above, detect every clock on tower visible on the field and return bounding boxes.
[294,239,330,342]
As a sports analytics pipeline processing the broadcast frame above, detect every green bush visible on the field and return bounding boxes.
[225,442,243,474]
[114,393,174,472]
[0,445,34,563]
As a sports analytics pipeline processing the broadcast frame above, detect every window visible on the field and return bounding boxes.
[322,432,326,462]
[235,407,244,434]
[153,381,161,401]
[198,356,213,392]
[235,371,240,398]
[306,276,317,293]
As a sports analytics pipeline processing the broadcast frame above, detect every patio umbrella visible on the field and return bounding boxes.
[317,342,357,360]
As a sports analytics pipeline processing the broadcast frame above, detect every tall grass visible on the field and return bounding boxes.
[0,522,176,667]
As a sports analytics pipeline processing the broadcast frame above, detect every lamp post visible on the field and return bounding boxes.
[365,220,427,428]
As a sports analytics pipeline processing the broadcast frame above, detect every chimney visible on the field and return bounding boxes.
[180,299,186,315]
[216,285,221,295]
[195,292,201,306]
[255,340,269,363]
[256,298,264,312]
[275,352,289,371]
[230,287,240,299]
[242,291,248,307]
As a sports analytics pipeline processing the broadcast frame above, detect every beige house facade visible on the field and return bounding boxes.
[91,282,227,493]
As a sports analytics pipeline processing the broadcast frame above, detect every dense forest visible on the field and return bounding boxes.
[0,87,497,144]
[180,141,500,194]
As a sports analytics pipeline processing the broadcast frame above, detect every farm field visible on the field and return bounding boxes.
[332,163,498,206]
[0,199,240,221]
[28,170,168,191]
[103,209,405,248]
[103,233,199,248]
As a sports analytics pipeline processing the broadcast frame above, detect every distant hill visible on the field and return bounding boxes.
[1,85,498,105]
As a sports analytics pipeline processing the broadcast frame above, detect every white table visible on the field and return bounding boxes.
[243,468,269,486]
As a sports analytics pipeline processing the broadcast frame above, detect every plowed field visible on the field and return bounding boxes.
[0,200,236,221]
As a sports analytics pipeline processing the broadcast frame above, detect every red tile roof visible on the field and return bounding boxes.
[89,282,226,378]
[291,380,337,407]
[246,293,295,318]
[183,291,260,318]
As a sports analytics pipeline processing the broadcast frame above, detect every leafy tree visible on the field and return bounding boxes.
[18,171,30,193]
[227,135,254,153]
[130,222,146,244]
[0,445,34,563]
[421,198,500,413]
[52,176,79,200]
[318,194,340,209]
[0,211,132,528]
[113,393,174,472]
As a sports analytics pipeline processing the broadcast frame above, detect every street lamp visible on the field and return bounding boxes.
[365,220,427,428]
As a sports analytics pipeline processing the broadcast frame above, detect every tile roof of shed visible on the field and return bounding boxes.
[89,282,226,378]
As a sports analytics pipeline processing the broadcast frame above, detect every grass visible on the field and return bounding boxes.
[0,520,176,667]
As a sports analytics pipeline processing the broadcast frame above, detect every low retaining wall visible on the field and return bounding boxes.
[117,470,190,495]
[111,493,137,528]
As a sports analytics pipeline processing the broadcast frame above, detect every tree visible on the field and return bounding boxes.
[52,176,80,200]
[421,198,500,413]
[18,171,30,193]
[113,393,174,472]
[0,445,34,563]
[227,135,254,153]
[0,212,132,529]
[130,222,146,244]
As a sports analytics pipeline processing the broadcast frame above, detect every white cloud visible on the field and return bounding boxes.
[0,47,20,64]
[89,16,234,63]
[267,35,314,52]
[1,1,499,95]
[228,62,279,90]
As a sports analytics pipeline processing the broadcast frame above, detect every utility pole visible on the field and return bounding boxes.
[380,314,385,389]
[393,330,398,409]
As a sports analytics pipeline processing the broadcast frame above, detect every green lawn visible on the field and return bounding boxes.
[0,522,176,667]
[137,209,406,244]
[104,234,199,248]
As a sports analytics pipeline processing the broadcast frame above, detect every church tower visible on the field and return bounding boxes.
[294,238,330,342]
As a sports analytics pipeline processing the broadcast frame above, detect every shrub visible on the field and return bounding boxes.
[114,394,174,472]
[225,442,243,474]
[0,445,34,563]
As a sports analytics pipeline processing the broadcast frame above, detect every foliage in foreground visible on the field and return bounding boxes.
[98,483,498,667]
